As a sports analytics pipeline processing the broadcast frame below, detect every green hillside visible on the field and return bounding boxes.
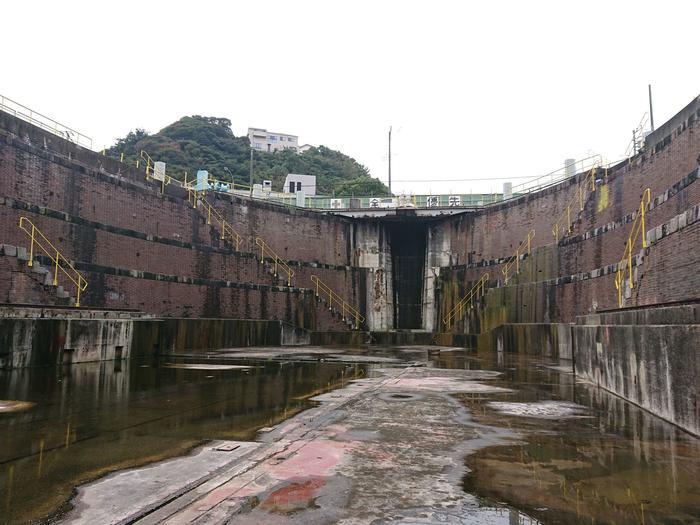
[107,116,389,196]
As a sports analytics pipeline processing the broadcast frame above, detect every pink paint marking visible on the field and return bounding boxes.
[268,439,357,479]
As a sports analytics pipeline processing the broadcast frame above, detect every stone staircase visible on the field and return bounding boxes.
[0,244,76,306]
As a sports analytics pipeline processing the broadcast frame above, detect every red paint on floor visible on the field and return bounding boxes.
[261,478,326,513]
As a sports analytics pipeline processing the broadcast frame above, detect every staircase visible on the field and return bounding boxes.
[0,244,75,306]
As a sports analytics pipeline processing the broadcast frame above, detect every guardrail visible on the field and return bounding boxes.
[140,150,155,178]
[18,217,88,307]
[187,188,243,251]
[255,237,294,286]
[614,188,651,307]
[0,94,93,149]
[551,164,605,242]
[502,230,535,285]
[511,154,602,196]
[310,275,365,329]
[443,273,489,330]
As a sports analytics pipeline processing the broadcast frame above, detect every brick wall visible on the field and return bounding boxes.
[0,112,360,330]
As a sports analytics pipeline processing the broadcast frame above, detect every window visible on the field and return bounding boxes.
[269,135,277,141]
[279,137,285,141]
[297,181,302,191]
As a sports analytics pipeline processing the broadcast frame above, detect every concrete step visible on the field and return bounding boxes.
[577,302,700,326]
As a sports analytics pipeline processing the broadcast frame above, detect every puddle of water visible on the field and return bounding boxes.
[0,355,365,524]
[0,345,697,524]
[449,351,700,525]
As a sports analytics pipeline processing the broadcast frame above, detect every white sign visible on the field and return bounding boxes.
[448,195,461,207]
[153,161,166,182]
[330,198,343,209]
[426,196,439,207]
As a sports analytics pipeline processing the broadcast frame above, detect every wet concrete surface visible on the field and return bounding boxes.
[0,346,698,524]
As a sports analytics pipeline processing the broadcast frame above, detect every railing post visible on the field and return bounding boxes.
[53,250,59,286]
[28,225,35,267]
[616,271,623,308]
[627,240,633,289]
[76,278,81,308]
[641,195,648,249]
[515,248,520,274]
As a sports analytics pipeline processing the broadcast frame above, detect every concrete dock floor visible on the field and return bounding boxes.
[59,365,538,524]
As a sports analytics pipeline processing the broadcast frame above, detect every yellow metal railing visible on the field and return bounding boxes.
[255,237,294,286]
[502,230,535,285]
[614,188,651,308]
[310,275,365,329]
[443,273,489,330]
[18,217,88,307]
[187,188,243,251]
[551,165,606,242]
[140,150,154,179]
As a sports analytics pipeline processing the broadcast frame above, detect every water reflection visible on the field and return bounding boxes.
[0,347,697,525]
[0,357,363,524]
[453,351,700,524]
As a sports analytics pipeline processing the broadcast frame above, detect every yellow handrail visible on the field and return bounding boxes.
[443,273,489,330]
[140,150,154,179]
[18,217,88,307]
[255,237,294,286]
[551,165,606,242]
[502,229,535,285]
[310,275,365,328]
[188,188,243,251]
[614,188,651,307]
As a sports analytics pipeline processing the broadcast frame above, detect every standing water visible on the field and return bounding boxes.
[0,347,698,524]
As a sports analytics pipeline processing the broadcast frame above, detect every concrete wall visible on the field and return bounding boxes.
[0,315,132,368]
[131,318,299,356]
[0,313,308,368]
[573,322,699,436]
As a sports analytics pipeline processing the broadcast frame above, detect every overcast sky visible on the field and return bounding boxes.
[3,1,698,194]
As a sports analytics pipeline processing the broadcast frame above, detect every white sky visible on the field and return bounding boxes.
[2,1,698,195]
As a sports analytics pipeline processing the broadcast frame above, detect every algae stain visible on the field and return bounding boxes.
[597,184,610,213]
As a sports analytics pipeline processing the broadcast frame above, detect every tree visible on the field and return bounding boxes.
[107,116,377,194]
[334,176,390,196]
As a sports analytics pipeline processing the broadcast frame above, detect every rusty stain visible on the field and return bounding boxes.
[260,478,326,514]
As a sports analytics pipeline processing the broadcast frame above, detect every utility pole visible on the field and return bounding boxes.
[388,126,392,195]
[648,84,655,132]
[249,148,254,196]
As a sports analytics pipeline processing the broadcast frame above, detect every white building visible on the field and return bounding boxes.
[248,127,299,153]
[283,173,316,195]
